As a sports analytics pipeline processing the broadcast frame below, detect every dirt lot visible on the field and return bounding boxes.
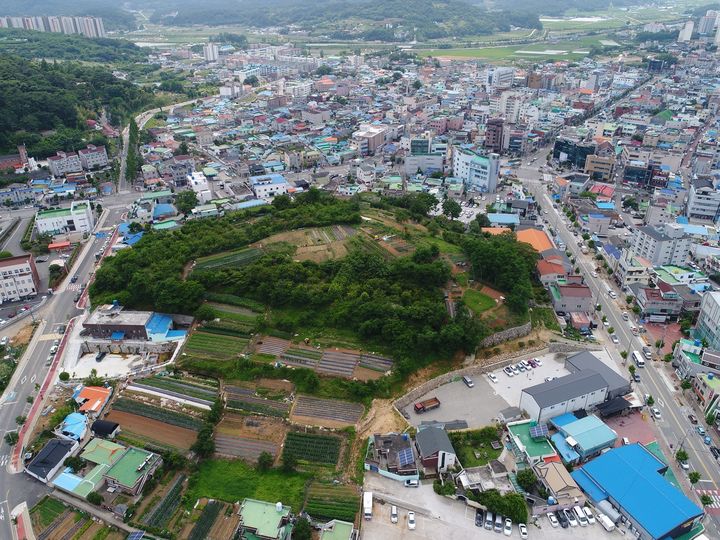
[106,410,196,450]
[10,322,35,347]
[252,226,355,263]
[352,365,386,381]
[217,413,288,445]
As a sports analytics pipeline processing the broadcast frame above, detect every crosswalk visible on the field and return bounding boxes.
[697,489,720,514]
[0,455,8,467]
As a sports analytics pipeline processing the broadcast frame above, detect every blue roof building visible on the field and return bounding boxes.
[572,444,703,539]
[550,414,617,462]
[487,213,520,226]
[60,412,88,440]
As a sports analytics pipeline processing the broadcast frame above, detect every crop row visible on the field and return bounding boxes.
[112,398,204,431]
[188,501,221,540]
[185,332,248,359]
[227,399,288,418]
[283,432,340,464]
[285,347,323,360]
[304,501,357,523]
[139,377,217,400]
[143,474,185,528]
[195,247,263,270]
[204,293,264,312]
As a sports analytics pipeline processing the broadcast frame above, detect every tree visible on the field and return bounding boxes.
[0,251,12,259]
[516,469,537,492]
[689,471,701,484]
[628,365,636,376]
[675,449,688,463]
[191,424,216,458]
[64,456,85,473]
[646,395,654,406]
[316,65,332,76]
[194,304,217,322]
[293,517,312,540]
[4,432,18,446]
[281,452,297,473]
[175,190,199,214]
[59,372,70,382]
[244,75,259,86]
[442,199,461,220]
[620,351,628,360]
[608,327,614,334]
[15,415,25,425]
[681,379,692,391]
[128,221,144,234]
[176,140,189,156]
[257,451,274,472]
[701,494,714,506]
[87,491,103,505]
[475,213,491,228]
[412,80,422,90]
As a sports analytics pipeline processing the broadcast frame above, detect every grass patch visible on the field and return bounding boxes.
[414,235,463,254]
[304,483,359,522]
[455,272,468,287]
[530,306,561,332]
[186,459,309,512]
[449,427,502,467]
[184,331,249,360]
[30,497,66,530]
[194,247,264,270]
[463,290,496,314]
[205,293,265,312]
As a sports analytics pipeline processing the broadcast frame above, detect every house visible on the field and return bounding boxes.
[550,413,617,462]
[53,438,126,499]
[572,444,703,539]
[633,281,683,322]
[237,498,293,540]
[534,460,585,507]
[25,438,78,483]
[519,371,609,423]
[59,412,88,441]
[73,385,112,416]
[516,228,553,253]
[103,446,161,495]
[364,433,419,481]
[90,419,120,439]
[250,174,291,199]
[536,260,568,286]
[549,283,593,314]
[319,520,356,540]
[82,304,186,342]
[564,352,631,400]
[414,427,457,473]
[0,254,41,303]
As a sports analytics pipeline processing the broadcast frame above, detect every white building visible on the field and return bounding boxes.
[715,25,720,45]
[678,20,694,42]
[250,174,290,199]
[47,151,82,177]
[687,179,720,223]
[78,145,108,170]
[203,43,219,62]
[0,254,40,303]
[351,125,388,156]
[35,201,96,235]
[632,223,691,267]
[451,147,500,193]
[284,81,313,98]
[695,292,720,351]
[519,371,609,423]
[187,172,212,204]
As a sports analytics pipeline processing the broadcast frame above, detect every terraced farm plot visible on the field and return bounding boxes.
[185,331,249,360]
[225,385,290,417]
[304,483,360,523]
[132,377,217,407]
[292,396,364,427]
[283,432,341,465]
[188,501,222,540]
[107,410,197,451]
[317,350,356,377]
[142,474,185,529]
[111,397,204,430]
[281,347,322,369]
[194,247,264,270]
[359,353,393,372]
[256,336,290,356]
[215,434,279,462]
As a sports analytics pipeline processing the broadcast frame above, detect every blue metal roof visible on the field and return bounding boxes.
[61,412,87,439]
[551,432,580,463]
[487,213,520,225]
[577,444,703,538]
[550,412,577,427]
[146,313,172,336]
[571,467,608,502]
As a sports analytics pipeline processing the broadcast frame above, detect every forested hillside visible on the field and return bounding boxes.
[0,0,136,30]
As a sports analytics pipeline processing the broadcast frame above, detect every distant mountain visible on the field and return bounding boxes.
[137,0,541,39]
[0,0,136,30]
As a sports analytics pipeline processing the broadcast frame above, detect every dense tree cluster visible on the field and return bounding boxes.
[462,232,538,315]
[0,55,159,155]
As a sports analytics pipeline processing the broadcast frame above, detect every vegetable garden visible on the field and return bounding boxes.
[111,398,204,431]
[194,247,264,270]
[188,501,222,540]
[137,377,217,402]
[142,474,185,529]
[282,432,341,465]
[304,483,359,523]
[184,331,249,360]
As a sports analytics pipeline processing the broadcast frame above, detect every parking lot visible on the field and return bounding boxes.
[362,474,616,539]
[404,376,510,429]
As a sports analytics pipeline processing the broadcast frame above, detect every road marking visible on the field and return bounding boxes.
[2,393,15,403]
[30,375,35,384]
[19,376,26,385]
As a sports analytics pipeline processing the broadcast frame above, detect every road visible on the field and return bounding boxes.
[516,167,720,536]
[0,205,127,540]
[0,215,29,256]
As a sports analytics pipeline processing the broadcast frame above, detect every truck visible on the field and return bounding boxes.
[414,397,441,414]
[363,491,373,520]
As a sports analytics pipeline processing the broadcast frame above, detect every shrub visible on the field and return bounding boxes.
[59,372,70,381]
[87,491,103,505]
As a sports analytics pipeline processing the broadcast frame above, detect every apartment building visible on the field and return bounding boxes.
[686,178,720,223]
[632,224,691,267]
[584,154,615,182]
[0,255,41,303]
[451,147,499,193]
[351,125,388,156]
[78,145,108,170]
[695,292,720,351]
[35,201,96,235]
[47,151,82,177]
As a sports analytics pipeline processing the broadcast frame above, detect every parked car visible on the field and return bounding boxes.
[475,509,483,527]
[404,479,419,488]
[391,505,398,523]
[688,414,698,425]
[710,446,720,459]
[591,271,598,277]
[633,373,641,383]
[528,359,538,368]
[519,523,528,539]
[511,365,520,375]
[547,512,559,528]
[651,408,662,419]
[533,358,543,367]
[407,511,416,530]
[516,363,526,372]
[503,366,514,377]
[503,518,513,536]
[697,425,706,436]
[488,373,498,383]
[564,509,578,527]
[556,510,569,529]
[610,334,619,344]
[705,436,712,445]
[583,507,596,525]
[680,461,690,470]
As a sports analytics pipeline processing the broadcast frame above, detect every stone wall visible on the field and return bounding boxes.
[81,339,178,355]
[479,321,532,348]
[548,341,603,354]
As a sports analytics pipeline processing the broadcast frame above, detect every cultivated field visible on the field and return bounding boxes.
[225,385,290,417]
[253,225,357,263]
[142,474,186,529]
[106,410,197,451]
[215,435,279,462]
[188,500,222,540]
[291,395,364,427]
[283,432,341,465]
[131,375,218,408]
[256,336,290,356]
[111,397,205,430]
[194,247,264,270]
[215,413,286,462]
[184,330,249,360]
[304,483,360,523]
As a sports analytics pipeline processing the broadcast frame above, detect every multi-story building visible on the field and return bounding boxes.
[0,255,40,303]
[686,178,720,223]
[203,43,219,62]
[484,118,504,154]
[78,145,108,170]
[678,20,694,42]
[351,125,387,156]
[553,137,596,168]
[163,155,195,188]
[35,201,95,236]
[584,154,615,182]
[634,281,683,322]
[695,292,720,351]
[615,252,651,288]
[47,151,82,177]
[632,224,691,267]
[250,174,290,199]
[673,339,720,379]
[451,147,499,193]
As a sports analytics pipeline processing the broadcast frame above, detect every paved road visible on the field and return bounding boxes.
[0,205,127,540]
[0,215,29,256]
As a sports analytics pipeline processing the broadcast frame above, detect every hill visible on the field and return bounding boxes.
[0,0,136,30]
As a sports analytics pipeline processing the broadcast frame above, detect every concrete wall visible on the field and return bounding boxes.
[81,339,177,355]
[479,321,532,348]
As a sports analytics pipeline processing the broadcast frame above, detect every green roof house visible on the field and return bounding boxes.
[238,498,292,540]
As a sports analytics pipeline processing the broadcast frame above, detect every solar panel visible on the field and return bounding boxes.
[398,447,414,467]
[127,532,145,540]
[529,424,549,438]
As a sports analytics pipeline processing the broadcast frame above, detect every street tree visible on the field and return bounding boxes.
[689,471,701,484]
[675,449,688,463]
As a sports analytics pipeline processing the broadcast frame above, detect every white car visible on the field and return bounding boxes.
[407,511,416,530]
[611,334,620,344]
[591,271,598,277]
[603,320,610,326]
[565,509,578,527]
[651,407,662,419]
[519,523,529,538]
[511,365,520,375]
[547,512,559,527]
[680,461,690,470]
[533,358,543,367]
[503,366,514,377]
[488,373,498,383]
[504,518,513,536]
[583,507,596,525]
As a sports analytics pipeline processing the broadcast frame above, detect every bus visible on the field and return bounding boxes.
[631,350,646,368]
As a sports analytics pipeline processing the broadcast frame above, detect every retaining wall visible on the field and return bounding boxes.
[479,321,532,348]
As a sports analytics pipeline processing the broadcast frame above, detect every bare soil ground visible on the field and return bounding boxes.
[252,227,355,263]
[217,413,288,445]
[11,322,34,346]
[352,366,385,381]
[45,512,80,540]
[106,410,196,450]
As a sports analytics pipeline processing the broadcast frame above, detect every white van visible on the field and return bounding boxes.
[597,513,615,532]
[573,506,588,526]
[390,505,398,523]
[462,375,474,388]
